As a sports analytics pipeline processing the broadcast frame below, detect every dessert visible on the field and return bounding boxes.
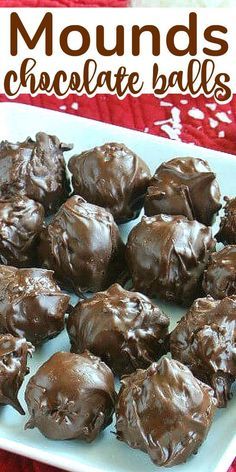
[116,357,216,467]
[0,133,72,214]
[170,296,236,407]
[0,266,69,346]
[144,157,221,226]
[0,195,44,267]
[0,334,33,414]
[67,283,170,377]
[68,143,151,223]
[38,196,126,294]
[25,351,116,441]
[126,214,215,305]
[203,245,236,299]
[216,197,236,244]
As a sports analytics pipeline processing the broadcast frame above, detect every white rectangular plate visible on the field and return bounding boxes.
[0,102,235,472]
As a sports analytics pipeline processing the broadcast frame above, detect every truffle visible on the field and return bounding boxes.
[144,157,221,226]
[67,283,170,377]
[0,133,72,214]
[116,357,216,467]
[38,196,126,294]
[68,143,151,223]
[216,197,236,244]
[25,351,116,441]
[0,195,44,267]
[0,334,34,414]
[0,266,69,346]
[203,245,236,299]
[126,214,215,306]
[170,296,236,407]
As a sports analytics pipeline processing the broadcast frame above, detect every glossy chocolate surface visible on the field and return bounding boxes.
[116,357,216,467]
[68,143,151,223]
[25,351,116,441]
[170,296,236,407]
[67,283,170,377]
[203,245,236,299]
[0,195,44,267]
[216,197,236,244]
[0,334,33,414]
[38,196,126,294]
[144,157,221,226]
[0,266,69,346]
[0,133,72,214]
[126,214,215,306]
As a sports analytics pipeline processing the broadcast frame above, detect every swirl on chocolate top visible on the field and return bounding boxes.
[0,133,72,214]
[203,245,236,299]
[25,351,116,441]
[68,143,151,224]
[216,197,236,244]
[67,283,170,377]
[0,266,69,346]
[38,196,126,294]
[144,157,221,226]
[170,296,236,407]
[0,334,34,414]
[0,195,44,267]
[116,357,216,467]
[126,214,215,306]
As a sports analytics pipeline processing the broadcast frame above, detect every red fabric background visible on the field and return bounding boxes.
[0,1,235,472]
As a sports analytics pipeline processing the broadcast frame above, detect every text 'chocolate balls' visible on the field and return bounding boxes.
[25,351,116,441]
[0,334,34,414]
[170,296,236,407]
[67,283,170,377]
[144,157,221,226]
[126,214,215,306]
[203,245,236,299]
[116,357,216,467]
[0,132,72,214]
[0,195,44,267]
[68,143,151,223]
[0,266,69,346]
[38,196,126,294]
[216,197,236,244]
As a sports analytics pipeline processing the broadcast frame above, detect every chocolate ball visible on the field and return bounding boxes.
[67,283,170,377]
[0,195,44,267]
[170,296,236,407]
[0,266,69,346]
[0,133,72,214]
[116,357,216,467]
[216,197,236,244]
[68,143,151,223]
[144,157,221,226]
[203,245,236,299]
[25,351,116,441]
[0,334,34,414]
[126,214,215,306]
[38,196,126,294]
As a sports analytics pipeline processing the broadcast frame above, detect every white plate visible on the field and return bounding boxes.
[0,102,235,472]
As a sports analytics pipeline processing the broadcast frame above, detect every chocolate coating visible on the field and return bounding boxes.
[0,334,33,414]
[68,143,151,223]
[67,283,170,377]
[170,296,236,407]
[203,245,236,299]
[0,266,69,346]
[0,195,44,267]
[116,357,216,467]
[38,196,126,294]
[0,133,72,214]
[25,351,116,441]
[144,157,221,226]
[126,214,215,306]
[216,197,236,244]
